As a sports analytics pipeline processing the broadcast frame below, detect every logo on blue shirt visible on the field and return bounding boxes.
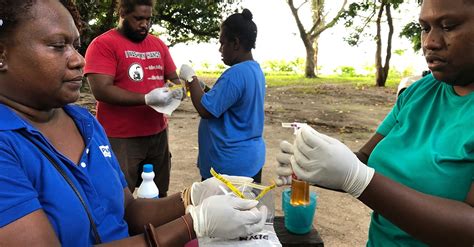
[99,145,112,158]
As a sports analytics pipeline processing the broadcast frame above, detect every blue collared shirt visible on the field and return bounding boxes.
[0,104,129,246]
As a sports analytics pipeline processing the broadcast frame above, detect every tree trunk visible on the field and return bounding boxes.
[375,2,394,87]
[304,37,317,78]
[381,3,394,87]
[375,2,385,87]
[310,0,323,76]
[287,0,347,78]
[313,36,320,75]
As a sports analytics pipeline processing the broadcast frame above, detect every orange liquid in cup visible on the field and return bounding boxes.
[290,178,310,206]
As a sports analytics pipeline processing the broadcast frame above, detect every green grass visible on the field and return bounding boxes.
[198,71,401,88]
[265,74,401,88]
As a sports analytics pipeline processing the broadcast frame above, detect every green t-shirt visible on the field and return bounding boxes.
[367,75,474,246]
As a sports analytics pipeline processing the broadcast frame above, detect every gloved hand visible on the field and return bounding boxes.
[187,194,267,239]
[191,175,254,205]
[171,87,185,101]
[144,87,173,106]
[179,64,196,82]
[291,125,375,198]
[274,141,294,186]
[164,81,187,100]
[164,81,176,87]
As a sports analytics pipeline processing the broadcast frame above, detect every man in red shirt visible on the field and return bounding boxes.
[85,0,181,197]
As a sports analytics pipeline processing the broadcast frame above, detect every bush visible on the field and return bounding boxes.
[335,66,358,77]
[262,58,305,74]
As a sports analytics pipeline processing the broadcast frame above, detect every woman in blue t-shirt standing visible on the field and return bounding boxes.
[180,9,266,183]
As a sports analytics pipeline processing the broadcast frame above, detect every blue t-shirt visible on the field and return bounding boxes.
[0,104,129,246]
[367,74,474,246]
[198,60,266,179]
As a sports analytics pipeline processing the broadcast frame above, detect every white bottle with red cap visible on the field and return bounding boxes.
[136,164,159,199]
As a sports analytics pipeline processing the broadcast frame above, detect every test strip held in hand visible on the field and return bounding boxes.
[210,168,276,200]
[281,122,308,135]
[210,168,245,199]
[254,183,276,200]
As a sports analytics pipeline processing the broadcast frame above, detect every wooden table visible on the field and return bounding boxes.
[273,216,324,247]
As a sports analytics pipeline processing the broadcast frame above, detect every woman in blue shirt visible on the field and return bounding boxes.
[180,9,266,183]
[0,1,266,246]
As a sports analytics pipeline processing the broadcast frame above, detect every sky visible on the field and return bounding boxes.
[168,0,428,75]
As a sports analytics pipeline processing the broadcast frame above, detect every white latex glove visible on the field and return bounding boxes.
[274,140,294,186]
[165,82,187,100]
[187,194,267,239]
[164,82,175,87]
[144,87,173,106]
[179,64,196,82]
[291,125,375,198]
[171,87,185,101]
[191,175,254,206]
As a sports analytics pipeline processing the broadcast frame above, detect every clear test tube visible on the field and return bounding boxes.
[290,178,310,206]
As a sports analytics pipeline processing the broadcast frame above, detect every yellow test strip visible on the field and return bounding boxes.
[254,183,276,201]
[210,168,277,200]
[210,168,245,199]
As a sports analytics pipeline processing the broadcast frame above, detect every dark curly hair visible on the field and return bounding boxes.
[221,8,257,51]
[118,0,155,15]
[0,0,83,42]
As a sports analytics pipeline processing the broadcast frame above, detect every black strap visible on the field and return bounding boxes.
[20,131,102,244]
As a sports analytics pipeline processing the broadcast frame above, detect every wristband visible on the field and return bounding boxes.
[181,186,192,207]
[181,215,193,242]
[143,223,159,247]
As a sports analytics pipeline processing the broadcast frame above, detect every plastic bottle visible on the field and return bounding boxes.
[136,164,159,199]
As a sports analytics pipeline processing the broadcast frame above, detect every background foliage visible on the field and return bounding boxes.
[75,0,240,54]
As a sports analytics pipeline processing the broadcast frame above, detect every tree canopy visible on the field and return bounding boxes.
[341,0,406,86]
[400,0,422,52]
[75,0,239,54]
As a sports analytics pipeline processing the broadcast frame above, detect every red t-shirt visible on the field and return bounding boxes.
[84,29,176,137]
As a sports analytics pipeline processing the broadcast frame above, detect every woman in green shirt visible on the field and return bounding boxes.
[276,0,474,245]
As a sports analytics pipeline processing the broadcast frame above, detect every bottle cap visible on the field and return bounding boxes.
[143,164,153,173]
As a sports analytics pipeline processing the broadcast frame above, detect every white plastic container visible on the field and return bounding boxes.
[136,164,159,199]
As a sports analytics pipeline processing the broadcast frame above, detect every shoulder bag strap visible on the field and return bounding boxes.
[19,130,102,244]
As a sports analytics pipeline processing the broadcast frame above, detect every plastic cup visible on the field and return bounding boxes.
[282,188,317,234]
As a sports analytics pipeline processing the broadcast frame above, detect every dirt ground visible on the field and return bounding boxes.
[78,80,397,247]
